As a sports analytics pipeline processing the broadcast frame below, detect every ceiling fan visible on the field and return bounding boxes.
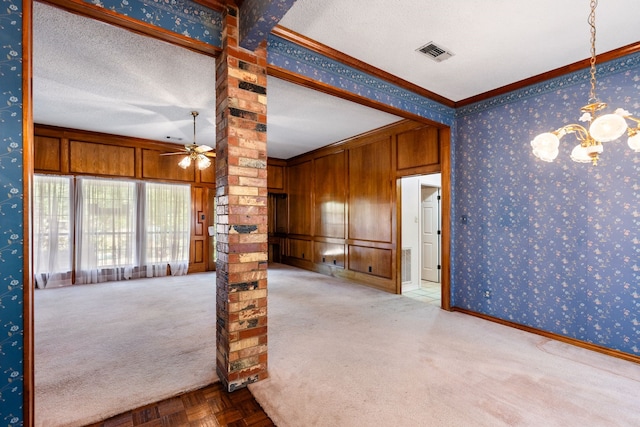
[161,111,215,170]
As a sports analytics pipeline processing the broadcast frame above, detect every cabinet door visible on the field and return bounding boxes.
[314,151,346,238]
[288,161,313,236]
[348,137,392,242]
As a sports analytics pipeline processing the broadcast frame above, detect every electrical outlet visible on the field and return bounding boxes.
[484,290,491,298]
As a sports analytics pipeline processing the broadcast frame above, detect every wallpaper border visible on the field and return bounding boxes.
[267,34,456,127]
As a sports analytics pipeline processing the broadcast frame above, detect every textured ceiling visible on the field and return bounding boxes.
[279,0,640,102]
[33,1,640,160]
[33,2,400,160]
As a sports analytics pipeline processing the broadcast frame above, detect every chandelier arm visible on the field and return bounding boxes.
[555,124,590,143]
[530,0,638,166]
[621,115,640,126]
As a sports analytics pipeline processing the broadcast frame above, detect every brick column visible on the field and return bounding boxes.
[215,4,268,392]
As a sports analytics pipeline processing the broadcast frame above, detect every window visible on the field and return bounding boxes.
[76,178,138,283]
[143,182,190,276]
[33,175,72,288]
[33,175,191,286]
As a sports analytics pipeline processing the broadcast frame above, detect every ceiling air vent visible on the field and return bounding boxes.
[416,42,454,62]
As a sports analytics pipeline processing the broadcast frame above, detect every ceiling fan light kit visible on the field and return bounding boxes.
[531,0,640,166]
[161,111,215,169]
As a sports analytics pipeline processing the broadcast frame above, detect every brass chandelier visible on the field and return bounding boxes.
[531,0,640,166]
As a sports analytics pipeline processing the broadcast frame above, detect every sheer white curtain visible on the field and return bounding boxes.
[142,182,190,276]
[75,178,137,284]
[33,175,73,288]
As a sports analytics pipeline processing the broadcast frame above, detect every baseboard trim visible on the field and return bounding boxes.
[452,307,640,365]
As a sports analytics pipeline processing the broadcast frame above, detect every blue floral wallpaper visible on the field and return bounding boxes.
[85,0,222,46]
[0,0,25,424]
[2,0,639,422]
[455,51,640,356]
[239,0,297,51]
[267,34,456,126]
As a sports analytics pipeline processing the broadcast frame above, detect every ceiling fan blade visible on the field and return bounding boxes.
[194,144,213,153]
[203,152,216,158]
[160,152,188,156]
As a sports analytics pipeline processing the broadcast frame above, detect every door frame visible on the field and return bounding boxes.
[395,127,451,310]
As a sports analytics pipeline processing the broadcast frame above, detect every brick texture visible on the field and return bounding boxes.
[215,4,268,392]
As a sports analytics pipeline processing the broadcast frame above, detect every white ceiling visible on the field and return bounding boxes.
[280,0,640,101]
[33,0,640,160]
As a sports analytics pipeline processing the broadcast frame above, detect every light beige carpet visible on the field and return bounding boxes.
[250,264,640,426]
[35,272,218,427]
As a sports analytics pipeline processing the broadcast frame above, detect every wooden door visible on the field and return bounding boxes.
[190,185,208,273]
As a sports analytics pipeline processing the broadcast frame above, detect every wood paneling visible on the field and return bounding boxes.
[348,137,392,243]
[348,245,392,278]
[396,126,439,171]
[288,238,311,261]
[288,161,312,236]
[34,135,63,172]
[314,151,346,238]
[34,125,219,274]
[70,140,135,176]
[274,120,446,293]
[267,163,285,191]
[200,160,216,184]
[314,242,345,268]
[142,149,197,182]
[268,193,288,234]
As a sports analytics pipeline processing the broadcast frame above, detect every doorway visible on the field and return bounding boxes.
[400,174,442,306]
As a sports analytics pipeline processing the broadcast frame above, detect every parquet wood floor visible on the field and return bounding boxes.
[84,382,275,427]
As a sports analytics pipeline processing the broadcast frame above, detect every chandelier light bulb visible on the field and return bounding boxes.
[178,156,191,169]
[529,1,639,166]
[588,113,628,142]
[628,132,640,152]
[570,144,593,163]
[197,155,212,170]
[531,132,560,162]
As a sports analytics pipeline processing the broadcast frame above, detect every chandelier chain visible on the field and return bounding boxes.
[588,0,598,102]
